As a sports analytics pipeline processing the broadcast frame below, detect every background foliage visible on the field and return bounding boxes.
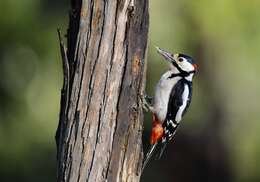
[0,0,259,181]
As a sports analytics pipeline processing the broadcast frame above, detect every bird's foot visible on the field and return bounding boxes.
[139,93,154,112]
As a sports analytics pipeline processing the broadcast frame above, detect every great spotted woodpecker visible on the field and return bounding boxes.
[142,47,198,170]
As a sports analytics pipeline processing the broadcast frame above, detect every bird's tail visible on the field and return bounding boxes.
[142,143,158,171]
[157,141,168,159]
[142,141,169,172]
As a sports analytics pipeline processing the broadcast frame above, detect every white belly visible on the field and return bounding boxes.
[153,72,181,122]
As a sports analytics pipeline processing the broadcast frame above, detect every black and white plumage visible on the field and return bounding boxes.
[142,47,197,170]
[162,75,192,141]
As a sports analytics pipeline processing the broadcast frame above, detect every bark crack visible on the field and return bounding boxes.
[77,0,106,180]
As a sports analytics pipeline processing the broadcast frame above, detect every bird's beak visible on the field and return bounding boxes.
[155,46,177,63]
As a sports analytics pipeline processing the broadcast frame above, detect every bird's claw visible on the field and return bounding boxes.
[139,94,148,112]
[139,93,153,112]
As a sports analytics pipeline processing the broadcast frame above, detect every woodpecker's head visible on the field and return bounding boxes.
[156,47,198,74]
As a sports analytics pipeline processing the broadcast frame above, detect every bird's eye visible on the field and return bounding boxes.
[178,57,184,62]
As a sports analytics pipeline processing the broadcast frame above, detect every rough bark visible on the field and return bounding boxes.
[56,0,149,182]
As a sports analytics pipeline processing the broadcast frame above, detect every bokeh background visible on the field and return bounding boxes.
[0,0,260,181]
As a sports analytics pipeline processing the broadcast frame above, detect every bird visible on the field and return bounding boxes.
[141,46,198,170]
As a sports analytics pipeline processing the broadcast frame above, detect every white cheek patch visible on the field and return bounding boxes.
[179,61,194,72]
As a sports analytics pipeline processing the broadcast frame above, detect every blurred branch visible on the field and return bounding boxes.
[56,28,70,164]
[55,0,149,182]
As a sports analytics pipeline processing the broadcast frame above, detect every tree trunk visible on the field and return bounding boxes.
[56,0,149,181]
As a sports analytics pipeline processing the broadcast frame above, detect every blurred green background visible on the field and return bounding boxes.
[0,0,259,182]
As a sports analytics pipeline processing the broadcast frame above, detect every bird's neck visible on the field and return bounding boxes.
[169,68,194,81]
[184,73,194,82]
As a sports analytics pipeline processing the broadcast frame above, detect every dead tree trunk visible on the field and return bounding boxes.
[56,0,149,181]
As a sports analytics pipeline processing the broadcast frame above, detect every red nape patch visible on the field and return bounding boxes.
[192,63,198,70]
[150,114,164,144]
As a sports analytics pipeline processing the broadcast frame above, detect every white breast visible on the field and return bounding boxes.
[153,71,181,122]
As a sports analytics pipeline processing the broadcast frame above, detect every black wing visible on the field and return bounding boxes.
[160,80,184,142]
[166,80,185,121]
[162,80,193,142]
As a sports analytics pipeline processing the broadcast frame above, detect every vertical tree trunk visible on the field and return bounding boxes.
[56,0,149,182]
